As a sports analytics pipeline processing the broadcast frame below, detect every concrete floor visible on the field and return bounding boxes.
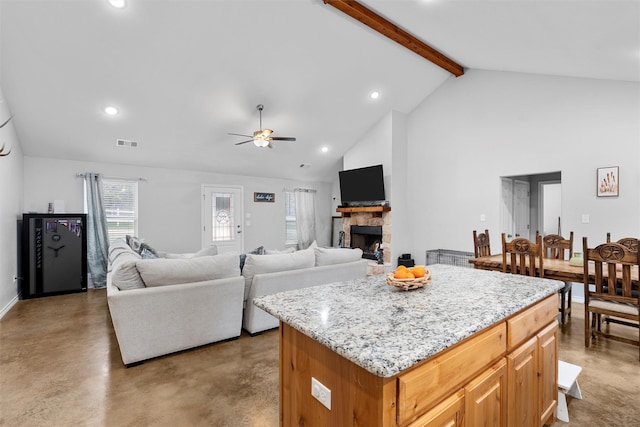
[0,289,638,426]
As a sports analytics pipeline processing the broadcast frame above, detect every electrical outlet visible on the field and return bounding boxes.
[311,377,331,410]
[480,214,486,222]
[581,214,590,224]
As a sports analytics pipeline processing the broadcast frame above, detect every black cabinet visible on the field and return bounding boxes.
[20,214,87,299]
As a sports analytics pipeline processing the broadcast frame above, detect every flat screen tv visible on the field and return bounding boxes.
[338,164,386,207]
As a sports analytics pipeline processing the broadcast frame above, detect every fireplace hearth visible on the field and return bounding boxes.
[350,225,383,260]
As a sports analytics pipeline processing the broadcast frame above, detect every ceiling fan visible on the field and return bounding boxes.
[229,104,296,148]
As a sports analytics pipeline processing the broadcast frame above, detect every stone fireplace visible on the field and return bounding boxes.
[350,225,383,260]
[339,209,391,264]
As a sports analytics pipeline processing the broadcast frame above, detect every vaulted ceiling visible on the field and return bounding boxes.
[1,0,638,182]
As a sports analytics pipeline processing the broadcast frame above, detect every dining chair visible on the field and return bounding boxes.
[502,233,544,277]
[473,229,491,258]
[542,232,574,324]
[606,233,639,252]
[583,237,640,361]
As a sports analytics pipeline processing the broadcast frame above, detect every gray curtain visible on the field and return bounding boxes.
[295,189,316,249]
[84,173,110,288]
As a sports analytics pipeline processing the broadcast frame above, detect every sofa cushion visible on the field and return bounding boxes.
[265,247,296,255]
[136,252,240,287]
[314,247,364,266]
[162,244,218,259]
[111,261,146,290]
[242,246,315,300]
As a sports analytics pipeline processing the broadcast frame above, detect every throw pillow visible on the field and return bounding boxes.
[314,247,363,266]
[126,235,144,253]
[140,247,158,259]
[111,260,146,290]
[136,252,240,287]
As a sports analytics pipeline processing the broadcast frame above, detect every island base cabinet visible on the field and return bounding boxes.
[464,359,508,427]
[407,389,464,427]
[278,294,558,427]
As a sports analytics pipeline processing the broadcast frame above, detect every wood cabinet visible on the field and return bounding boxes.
[279,294,558,427]
[465,359,508,427]
[408,389,464,427]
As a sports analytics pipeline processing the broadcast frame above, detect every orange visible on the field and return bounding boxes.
[396,265,407,271]
[394,269,409,279]
[412,266,426,278]
[405,271,415,279]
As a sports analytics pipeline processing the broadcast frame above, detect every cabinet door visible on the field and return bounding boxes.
[408,389,464,427]
[538,322,558,426]
[465,359,507,427]
[507,336,538,427]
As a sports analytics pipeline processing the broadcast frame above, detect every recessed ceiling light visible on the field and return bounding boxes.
[104,106,119,115]
[370,91,380,99]
[321,146,329,153]
[108,0,126,9]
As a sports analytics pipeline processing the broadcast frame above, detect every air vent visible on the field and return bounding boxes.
[116,139,138,148]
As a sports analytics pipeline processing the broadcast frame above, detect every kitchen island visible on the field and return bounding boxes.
[254,264,565,427]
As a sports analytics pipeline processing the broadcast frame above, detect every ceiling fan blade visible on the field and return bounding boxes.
[269,137,296,142]
[228,132,253,138]
[234,140,254,145]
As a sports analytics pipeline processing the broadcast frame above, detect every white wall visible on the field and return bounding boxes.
[23,157,332,254]
[0,88,24,318]
[406,69,640,262]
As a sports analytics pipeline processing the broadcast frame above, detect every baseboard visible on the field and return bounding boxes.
[0,294,19,321]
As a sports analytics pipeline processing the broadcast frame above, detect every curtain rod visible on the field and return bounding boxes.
[284,187,316,193]
[76,173,147,182]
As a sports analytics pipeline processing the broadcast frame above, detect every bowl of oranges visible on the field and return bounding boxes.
[386,265,432,291]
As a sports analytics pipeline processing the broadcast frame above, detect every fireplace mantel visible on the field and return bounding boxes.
[336,206,390,216]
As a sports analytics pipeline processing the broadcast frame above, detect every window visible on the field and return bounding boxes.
[211,192,234,242]
[284,191,297,245]
[102,179,138,242]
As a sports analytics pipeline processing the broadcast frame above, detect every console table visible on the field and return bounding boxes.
[254,264,564,426]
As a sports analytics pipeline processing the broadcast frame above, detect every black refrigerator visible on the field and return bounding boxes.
[20,214,88,299]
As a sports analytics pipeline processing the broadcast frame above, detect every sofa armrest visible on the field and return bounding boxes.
[107,276,244,365]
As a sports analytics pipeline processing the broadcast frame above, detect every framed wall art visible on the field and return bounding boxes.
[254,192,275,203]
[597,166,619,197]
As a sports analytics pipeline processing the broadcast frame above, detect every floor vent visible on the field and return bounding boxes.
[116,139,138,148]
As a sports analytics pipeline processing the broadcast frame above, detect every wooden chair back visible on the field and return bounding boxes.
[583,237,640,359]
[542,232,573,260]
[502,233,544,277]
[606,233,638,252]
[473,229,491,258]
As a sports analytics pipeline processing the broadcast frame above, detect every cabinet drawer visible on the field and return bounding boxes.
[507,294,558,351]
[397,323,506,425]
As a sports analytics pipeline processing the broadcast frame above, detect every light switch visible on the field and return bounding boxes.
[480,214,486,222]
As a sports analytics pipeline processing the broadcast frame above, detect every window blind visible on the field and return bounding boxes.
[102,179,138,242]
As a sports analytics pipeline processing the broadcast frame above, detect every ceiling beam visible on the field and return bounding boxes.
[324,0,464,77]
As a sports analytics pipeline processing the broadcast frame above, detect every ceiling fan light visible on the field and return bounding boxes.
[253,139,270,148]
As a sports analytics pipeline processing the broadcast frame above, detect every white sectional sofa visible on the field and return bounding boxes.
[106,239,368,365]
[241,246,368,335]
[106,240,244,366]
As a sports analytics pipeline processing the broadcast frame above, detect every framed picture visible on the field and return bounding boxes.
[597,166,619,197]
[254,192,275,203]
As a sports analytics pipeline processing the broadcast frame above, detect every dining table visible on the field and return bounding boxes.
[468,254,639,285]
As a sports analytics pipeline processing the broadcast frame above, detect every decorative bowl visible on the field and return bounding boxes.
[386,269,432,291]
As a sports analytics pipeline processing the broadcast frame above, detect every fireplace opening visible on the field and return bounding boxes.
[350,225,383,260]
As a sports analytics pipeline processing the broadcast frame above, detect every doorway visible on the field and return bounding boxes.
[500,172,562,241]
[201,185,244,254]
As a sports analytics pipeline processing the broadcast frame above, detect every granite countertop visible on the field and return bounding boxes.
[253,264,565,378]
